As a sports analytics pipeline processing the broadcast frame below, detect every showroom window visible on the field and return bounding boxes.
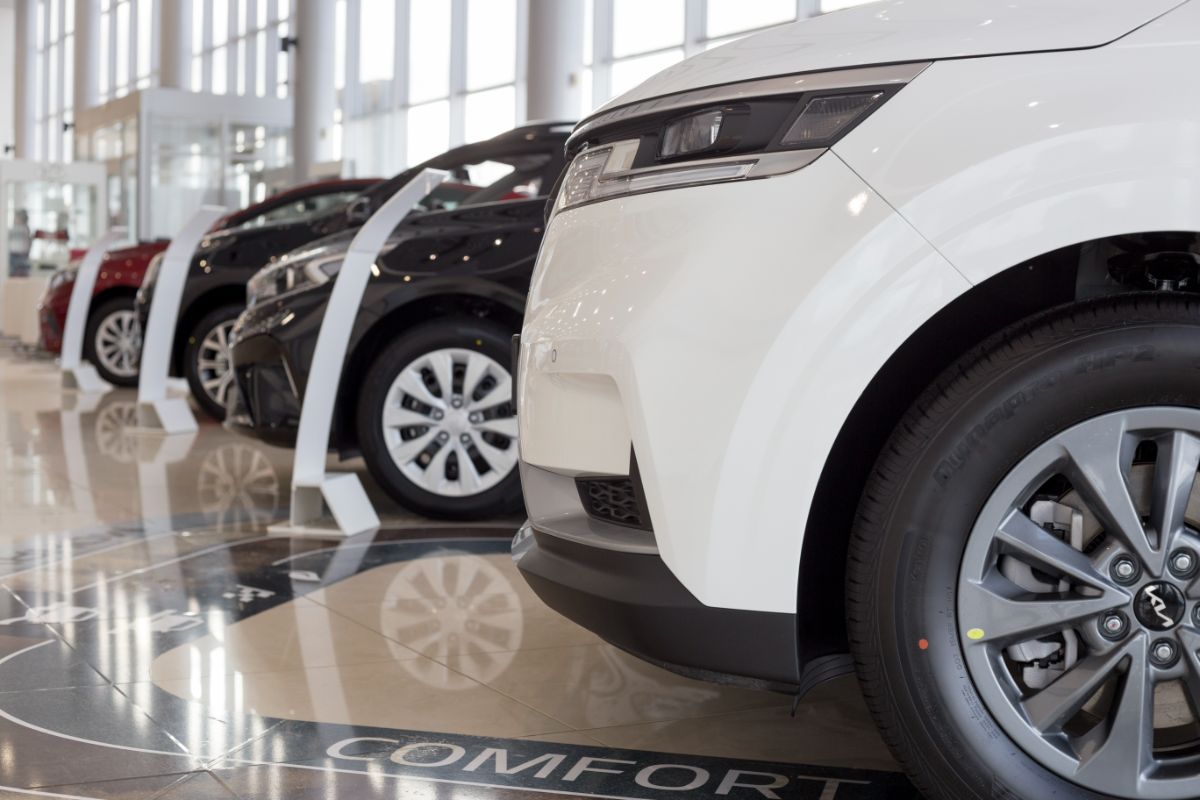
[338,0,523,178]
[191,0,291,98]
[33,0,75,163]
[99,0,159,102]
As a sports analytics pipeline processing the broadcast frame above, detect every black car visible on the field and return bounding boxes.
[226,123,571,519]
[134,175,477,420]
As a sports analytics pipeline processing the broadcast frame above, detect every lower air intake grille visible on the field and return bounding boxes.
[576,453,653,531]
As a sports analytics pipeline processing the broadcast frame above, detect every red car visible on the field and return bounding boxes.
[38,178,379,386]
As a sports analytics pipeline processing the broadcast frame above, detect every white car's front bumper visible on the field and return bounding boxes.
[518,152,969,615]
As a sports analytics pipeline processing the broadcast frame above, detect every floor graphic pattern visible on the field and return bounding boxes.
[0,523,918,799]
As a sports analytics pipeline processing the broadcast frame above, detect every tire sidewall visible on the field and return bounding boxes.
[356,317,522,520]
[184,304,242,421]
[870,311,1200,800]
[85,296,139,387]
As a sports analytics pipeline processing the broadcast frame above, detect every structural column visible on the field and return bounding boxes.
[525,0,586,122]
[293,0,337,182]
[14,0,37,158]
[159,0,193,90]
[73,0,100,114]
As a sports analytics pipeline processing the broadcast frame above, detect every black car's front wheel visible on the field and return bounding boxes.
[357,317,522,519]
[184,304,242,421]
[849,296,1200,800]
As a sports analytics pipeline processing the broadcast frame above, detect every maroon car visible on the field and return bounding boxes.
[38,178,379,386]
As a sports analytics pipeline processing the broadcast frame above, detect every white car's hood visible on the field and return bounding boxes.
[604,0,1186,108]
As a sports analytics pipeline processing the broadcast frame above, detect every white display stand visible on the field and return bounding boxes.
[136,205,227,434]
[61,227,129,393]
[270,168,449,537]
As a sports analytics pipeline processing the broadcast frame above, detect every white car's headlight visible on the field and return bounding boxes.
[247,250,344,307]
[552,63,926,218]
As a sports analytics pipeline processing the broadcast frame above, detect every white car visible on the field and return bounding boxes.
[512,1,1200,798]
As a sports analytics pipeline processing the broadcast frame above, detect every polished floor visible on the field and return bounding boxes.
[0,344,914,799]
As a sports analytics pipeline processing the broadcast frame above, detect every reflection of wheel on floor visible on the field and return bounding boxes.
[93,400,139,464]
[84,296,141,387]
[197,442,281,529]
[184,304,242,421]
[380,553,523,688]
[849,297,1200,800]
[357,318,522,519]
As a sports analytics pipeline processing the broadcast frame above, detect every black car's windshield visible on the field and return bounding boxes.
[227,189,366,231]
[362,143,554,214]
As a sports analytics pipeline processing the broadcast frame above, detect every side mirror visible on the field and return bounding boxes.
[346,196,372,224]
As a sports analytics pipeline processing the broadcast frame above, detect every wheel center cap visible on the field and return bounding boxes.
[1134,581,1185,631]
[443,410,470,437]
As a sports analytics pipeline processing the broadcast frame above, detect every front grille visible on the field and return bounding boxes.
[575,451,653,531]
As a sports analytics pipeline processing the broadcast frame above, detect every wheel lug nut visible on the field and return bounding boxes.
[431,410,444,421]
[451,396,463,409]
[436,432,449,443]
[1100,612,1129,640]
[1111,557,1140,585]
[468,412,481,424]
[460,433,471,444]
[1151,639,1180,668]
[1170,548,1198,579]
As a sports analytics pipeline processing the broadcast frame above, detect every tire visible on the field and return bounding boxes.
[848,295,1200,800]
[84,295,141,387]
[357,317,522,519]
[184,303,242,421]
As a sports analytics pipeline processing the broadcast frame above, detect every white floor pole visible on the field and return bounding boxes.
[136,206,227,434]
[61,227,128,393]
[270,168,449,537]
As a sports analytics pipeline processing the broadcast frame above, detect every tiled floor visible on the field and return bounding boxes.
[0,348,913,799]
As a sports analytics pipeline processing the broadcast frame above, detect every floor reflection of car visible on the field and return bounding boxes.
[136,174,479,423]
[40,179,378,387]
[226,122,571,519]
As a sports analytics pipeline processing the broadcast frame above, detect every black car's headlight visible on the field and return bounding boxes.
[551,62,927,217]
[247,250,344,307]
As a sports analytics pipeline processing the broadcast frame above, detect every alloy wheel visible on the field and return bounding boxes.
[197,320,236,410]
[959,407,1200,799]
[380,347,517,497]
[93,309,141,379]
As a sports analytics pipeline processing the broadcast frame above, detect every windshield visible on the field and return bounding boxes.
[228,189,365,231]
[362,142,554,214]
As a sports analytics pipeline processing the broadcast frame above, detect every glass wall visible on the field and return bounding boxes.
[340,0,521,178]
[190,0,292,98]
[6,179,100,276]
[99,0,159,102]
[33,0,75,163]
[29,0,880,176]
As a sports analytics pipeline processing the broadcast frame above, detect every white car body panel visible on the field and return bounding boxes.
[520,0,1200,614]
[835,2,1200,283]
[606,0,1184,109]
[520,155,969,613]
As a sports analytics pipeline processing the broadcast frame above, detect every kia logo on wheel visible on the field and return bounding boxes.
[1135,582,1185,631]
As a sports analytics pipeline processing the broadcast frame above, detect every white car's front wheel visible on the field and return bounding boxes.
[850,296,1200,800]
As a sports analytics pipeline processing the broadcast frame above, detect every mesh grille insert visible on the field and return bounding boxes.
[576,465,653,532]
